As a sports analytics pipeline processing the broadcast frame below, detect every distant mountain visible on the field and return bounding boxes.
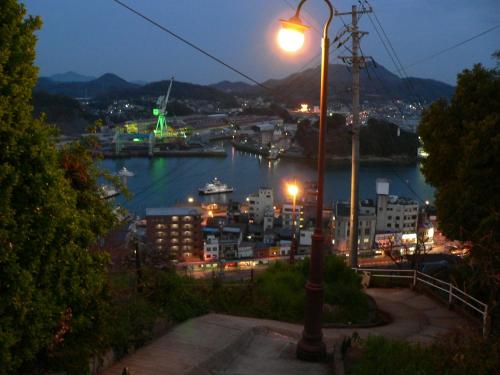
[131,80,149,86]
[32,92,96,135]
[35,73,139,98]
[48,71,95,82]
[35,74,238,106]
[209,80,256,94]
[210,63,454,104]
[259,62,455,104]
[133,79,238,106]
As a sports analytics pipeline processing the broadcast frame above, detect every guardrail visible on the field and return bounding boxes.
[353,268,490,337]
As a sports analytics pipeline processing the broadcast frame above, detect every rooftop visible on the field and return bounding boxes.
[146,207,202,217]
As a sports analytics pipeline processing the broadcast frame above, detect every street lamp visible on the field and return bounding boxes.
[287,181,300,264]
[277,0,333,361]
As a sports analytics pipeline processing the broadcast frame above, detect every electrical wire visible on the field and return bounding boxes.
[110,0,273,93]
[404,23,500,70]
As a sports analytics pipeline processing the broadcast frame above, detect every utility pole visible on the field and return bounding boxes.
[339,4,372,268]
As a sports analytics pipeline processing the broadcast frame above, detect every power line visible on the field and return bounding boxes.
[360,0,422,104]
[110,0,273,92]
[404,23,500,69]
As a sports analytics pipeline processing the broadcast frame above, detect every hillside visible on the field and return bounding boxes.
[49,71,95,82]
[32,92,96,135]
[211,63,455,105]
[36,74,238,106]
[35,73,139,98]
[295,115,418,161]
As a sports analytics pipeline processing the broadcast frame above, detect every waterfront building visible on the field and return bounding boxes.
[278,240,291,256]
[332,200,377,254]
[146,207,203,260]
[375,179,419,233]
[219,226,243,259]
[263,208,274,232]
[299,228,314,247]
[248,187,274,224]
[203,234,219,261]
[299,181,318,226]
[281,202,304,229]
[237,242,254,258]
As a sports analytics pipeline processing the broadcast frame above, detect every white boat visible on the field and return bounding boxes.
[266,147,280,160]
[198,177,234,195]
[118,166,135,177]
[100,184,119,199]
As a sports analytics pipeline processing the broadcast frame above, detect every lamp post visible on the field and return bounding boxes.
[278,0,333,361]
[287,181,300,264]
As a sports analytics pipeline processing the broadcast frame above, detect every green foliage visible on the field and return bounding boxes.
[211,256,370,324]
[351,336,438,375]
[295,116,418,160]
[143,268,209,322]
[108,296,157,359]
[0,2,116,373]
[418,63,500,245]
[418,59,500,322]
[351,333,500,375]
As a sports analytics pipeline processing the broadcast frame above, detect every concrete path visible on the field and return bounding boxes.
[102,288,469,375]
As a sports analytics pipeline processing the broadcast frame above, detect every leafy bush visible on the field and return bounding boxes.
[351,333,500,375]
[108,296,156,359]
[212,256,370,324]
[142,268,209,322]
[351,336,438,375]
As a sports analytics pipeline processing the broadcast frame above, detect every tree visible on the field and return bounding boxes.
[418,59,500,246]
[0,1,116,373]
[419,55,500,333]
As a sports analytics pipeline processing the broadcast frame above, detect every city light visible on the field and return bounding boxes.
[287,183,299,198]
[187,197,194,203]
[277,18,308,52]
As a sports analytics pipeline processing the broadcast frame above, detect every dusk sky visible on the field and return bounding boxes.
[22,0,500,86]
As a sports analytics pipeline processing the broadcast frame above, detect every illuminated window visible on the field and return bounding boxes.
[183,231,192,237]
[155,224,166,229]
[156,231,166,238]
[183,224,192,230]
[171,231,179,237]
[183,216,192,222]
[171,216,179,221]
[155,239,164,244]
[171,238,178,244]
[171,224,179,229]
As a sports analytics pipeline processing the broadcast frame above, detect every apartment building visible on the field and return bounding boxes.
[146,207,203,260]
[248,187,274,224]
[332,200,377,253]
[375,179,419,233]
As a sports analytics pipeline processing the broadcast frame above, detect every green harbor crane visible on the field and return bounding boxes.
[153,76,174,139]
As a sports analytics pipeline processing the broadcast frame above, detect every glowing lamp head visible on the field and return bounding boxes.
[287,183,299,197]
[278,16,309,52]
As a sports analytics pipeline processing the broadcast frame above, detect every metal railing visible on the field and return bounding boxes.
[353,268,490,337]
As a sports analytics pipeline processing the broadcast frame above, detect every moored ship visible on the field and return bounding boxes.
[198,177,234,195]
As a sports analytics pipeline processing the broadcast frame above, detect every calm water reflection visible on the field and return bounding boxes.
[100,144,434,216]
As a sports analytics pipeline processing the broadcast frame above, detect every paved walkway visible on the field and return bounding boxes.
[102,288,469,375]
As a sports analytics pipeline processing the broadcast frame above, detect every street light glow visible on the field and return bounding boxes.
[278,18,309,52]
[287,183,299,197]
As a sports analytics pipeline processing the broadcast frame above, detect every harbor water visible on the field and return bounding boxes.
[100,144,434,216]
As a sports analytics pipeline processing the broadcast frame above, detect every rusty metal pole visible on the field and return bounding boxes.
[348,5,360,268]
[290,192,297,264]
[296,0,333,361]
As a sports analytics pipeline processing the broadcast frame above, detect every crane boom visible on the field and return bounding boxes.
[161,76,174,112]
